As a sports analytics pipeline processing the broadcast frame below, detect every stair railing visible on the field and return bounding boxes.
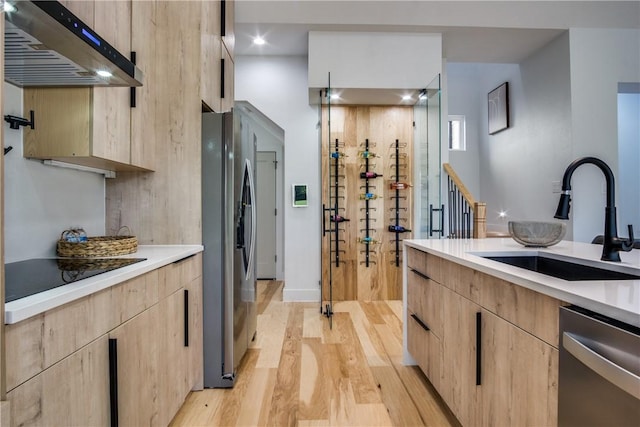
[443,163,486,239]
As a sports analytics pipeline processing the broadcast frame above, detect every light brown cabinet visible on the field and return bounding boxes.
[109,305,160,426]
[405,246,561,426]
[220,45,235,113]
[7,336,111,426]
[222,0,235,61]
[201,1,223,112]
[22,0,154,173]
[4,254,202,427]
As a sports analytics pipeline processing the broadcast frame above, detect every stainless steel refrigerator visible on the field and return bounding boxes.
[202,110,257,388]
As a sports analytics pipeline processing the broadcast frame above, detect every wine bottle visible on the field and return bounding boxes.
[358,150,377,159]
[330,152,346,159]
[360,171,382,179]
[388,225,411,233]
[330,215,350,223]
[389,182,411,190]
[358,237,378,244]
[359,193,379,200]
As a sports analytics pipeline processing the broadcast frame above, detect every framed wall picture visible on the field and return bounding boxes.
[292,184,308,207]
[488,82,509,134]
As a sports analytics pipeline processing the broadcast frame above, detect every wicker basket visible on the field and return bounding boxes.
[56,227,138,258]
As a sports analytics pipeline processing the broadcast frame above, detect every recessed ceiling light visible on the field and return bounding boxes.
[402,95,412,101]
[253,36,266,46]
[96,70,112,78]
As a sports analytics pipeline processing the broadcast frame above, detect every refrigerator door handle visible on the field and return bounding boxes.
[245,158,257,280]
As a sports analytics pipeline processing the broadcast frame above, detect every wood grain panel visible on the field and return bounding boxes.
[482,309,559,426]
[130,0,157,171]
[92,0,131,165]
[106,0,202,244]
[6,336,110,427]
[23,88,92,159]
[322,106,413,302]
[479,272,562,347]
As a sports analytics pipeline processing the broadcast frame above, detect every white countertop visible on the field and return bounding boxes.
[5,245,204,325]
[404,238,640,328]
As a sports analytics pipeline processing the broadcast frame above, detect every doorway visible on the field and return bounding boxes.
[257,151,277,279]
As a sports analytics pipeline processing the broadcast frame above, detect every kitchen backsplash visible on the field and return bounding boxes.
[3,82,105,263]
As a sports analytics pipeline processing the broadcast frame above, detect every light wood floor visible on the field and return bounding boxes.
[170,281,459,427]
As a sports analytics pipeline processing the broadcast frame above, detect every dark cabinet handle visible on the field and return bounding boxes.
[410,313,430,332]
[221,0,226,37]
[220,58,225,99]
[409,268,430,281]
[108,338,119,427]
[129,52,136,108]
[476,311,482,386]
[184,289,190,347]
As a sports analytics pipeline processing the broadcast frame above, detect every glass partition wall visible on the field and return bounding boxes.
[414,74,443,239]
[319,75,335,327]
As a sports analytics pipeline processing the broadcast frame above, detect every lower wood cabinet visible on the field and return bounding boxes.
[405,247,560,426]
[440,286,481,427]
[481,309,558,427]
[7,336,111,426]
[109,305,160,426]
[5,254,203,427]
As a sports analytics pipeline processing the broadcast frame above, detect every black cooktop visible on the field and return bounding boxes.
[5,257,147,303]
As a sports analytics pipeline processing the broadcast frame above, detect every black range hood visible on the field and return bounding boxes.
[4,1,143,87]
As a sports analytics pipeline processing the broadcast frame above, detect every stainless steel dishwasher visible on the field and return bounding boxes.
[558,305,640,426]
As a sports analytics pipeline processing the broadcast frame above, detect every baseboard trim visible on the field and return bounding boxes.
[282,287,321,302]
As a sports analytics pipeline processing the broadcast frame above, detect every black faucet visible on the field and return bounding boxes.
[554,157,634,262]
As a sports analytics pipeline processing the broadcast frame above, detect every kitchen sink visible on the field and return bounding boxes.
[482,255,640,281]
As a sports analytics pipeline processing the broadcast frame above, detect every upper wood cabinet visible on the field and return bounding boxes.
[22,0,155,172]
[130,0,157,171]
[201,1,222,112]
[222,0,235,60]
[220,46,235,113]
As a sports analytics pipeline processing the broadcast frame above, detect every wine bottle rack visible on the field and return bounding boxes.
[389,139,411,267]
[359,138,381,268]
[320,104,414,302]
[323,138,347,267]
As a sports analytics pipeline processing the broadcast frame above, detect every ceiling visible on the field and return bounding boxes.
[234,1,639,104]
[235,1,639,62]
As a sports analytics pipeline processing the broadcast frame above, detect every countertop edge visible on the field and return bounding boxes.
[403,239,640,328]
[5,245,204,325]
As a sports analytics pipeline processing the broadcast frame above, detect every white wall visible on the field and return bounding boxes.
[308,32,442,90]
[617,92,640,238]
[3,83,105,263]
[447,32,572,234]
[235,56,320,301]
[445,64,483,199]
[568,28,640,243]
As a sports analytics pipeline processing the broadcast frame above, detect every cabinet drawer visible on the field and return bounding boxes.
[479,273,562,347]
[407,269,442,338]
[406,247,443,284]
[407,313,442,390]
[5,287,117,392]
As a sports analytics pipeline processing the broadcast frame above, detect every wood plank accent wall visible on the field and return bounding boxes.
[106,1,202,244]
[321,106,414,301]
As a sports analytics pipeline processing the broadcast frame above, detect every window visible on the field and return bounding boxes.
[448,115,466,151]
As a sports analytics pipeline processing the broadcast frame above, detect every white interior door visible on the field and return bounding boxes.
[256,151,277,279]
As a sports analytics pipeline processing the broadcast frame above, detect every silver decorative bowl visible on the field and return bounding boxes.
[508,221,566,247]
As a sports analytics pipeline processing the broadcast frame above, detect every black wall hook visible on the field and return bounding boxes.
[4,110,35,130]
[4,146,13,155]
